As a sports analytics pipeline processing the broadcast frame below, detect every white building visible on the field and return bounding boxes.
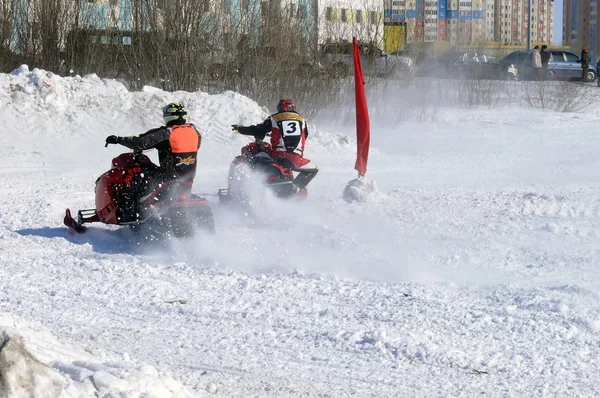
[317,0,384,45]
[494,0,553,45]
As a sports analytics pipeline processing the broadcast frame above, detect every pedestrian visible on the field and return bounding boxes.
[532,45,542,80]
[540,45,550,80]
[580,48,591,82]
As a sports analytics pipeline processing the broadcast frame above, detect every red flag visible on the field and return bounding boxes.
[352,37,370,177]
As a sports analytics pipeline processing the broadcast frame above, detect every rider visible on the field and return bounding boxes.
[106,102,201,181]
[105,102,202,219]
[232,99,315,169]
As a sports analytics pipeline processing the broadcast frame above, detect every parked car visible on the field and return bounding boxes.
[454,53,511,79]
[237,45,319,79]
[416,51,512,80]
[498,50,597,81]
[319,42,413,78]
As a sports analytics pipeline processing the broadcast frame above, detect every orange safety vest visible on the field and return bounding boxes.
[168,124,201,180]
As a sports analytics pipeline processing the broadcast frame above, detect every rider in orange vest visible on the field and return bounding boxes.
[105,102,202,183]
[105,102,201,221]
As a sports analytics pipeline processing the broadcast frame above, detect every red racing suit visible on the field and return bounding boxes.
[237,111,310,168]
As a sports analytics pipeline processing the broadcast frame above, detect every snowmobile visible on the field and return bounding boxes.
[64,149,215,237]
[217,137,318,204]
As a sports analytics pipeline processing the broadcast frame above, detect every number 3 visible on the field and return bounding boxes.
[282,121,301,136]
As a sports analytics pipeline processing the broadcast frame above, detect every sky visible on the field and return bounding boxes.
[554,0,563,45]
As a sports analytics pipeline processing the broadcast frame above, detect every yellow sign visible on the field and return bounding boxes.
[384,25,405,53]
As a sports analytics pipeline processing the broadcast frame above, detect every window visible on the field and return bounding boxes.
[502,52,519,62]
[370,10,376,24]
[341,8,347,22]
[564,52,579,62]
[326,7,332,20]
[356,9,363,23]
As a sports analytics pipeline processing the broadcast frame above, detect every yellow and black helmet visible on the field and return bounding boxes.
[163,102,187,126]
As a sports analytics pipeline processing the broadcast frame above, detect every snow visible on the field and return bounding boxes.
[1,65,600,396]
[0,313,194,397]
[343,178,381,202]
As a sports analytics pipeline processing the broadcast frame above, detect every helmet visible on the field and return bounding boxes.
[277,99,296,113]
[162,102,187,125]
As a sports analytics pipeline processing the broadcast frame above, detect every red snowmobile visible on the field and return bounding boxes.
[217,138,318,204]
[64,150,215,237]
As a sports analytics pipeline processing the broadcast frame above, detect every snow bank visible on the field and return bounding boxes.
[0,65,356,168]
[0,331,66,397]
[0,314,196,397]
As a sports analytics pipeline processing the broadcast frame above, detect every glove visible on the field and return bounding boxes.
[105,135,120,146]
[231,124,241,133]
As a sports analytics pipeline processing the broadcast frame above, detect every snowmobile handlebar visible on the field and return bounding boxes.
[256,132,271,144]
[132,149,145,163]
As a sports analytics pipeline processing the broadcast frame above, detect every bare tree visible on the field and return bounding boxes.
[2,0,591,120]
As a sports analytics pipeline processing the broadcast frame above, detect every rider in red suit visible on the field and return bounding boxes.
[232,99,316,169]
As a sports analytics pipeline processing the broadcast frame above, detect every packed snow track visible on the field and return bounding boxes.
[1,66,600,396]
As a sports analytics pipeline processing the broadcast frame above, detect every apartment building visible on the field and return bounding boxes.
[384,0,553,45]
[495,0,553,45]
[483,0,495,41]
[81,0,132,29]
[385,0,487,43]
[4,0,81,53]
[78,0,316,49]
[564,0,599,58]
[318,0,384,44]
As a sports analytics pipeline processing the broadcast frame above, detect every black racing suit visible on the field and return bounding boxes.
[237,113,310,143]
[116,122,202,220]
[237,118,272,142]
[119,123,201,178]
